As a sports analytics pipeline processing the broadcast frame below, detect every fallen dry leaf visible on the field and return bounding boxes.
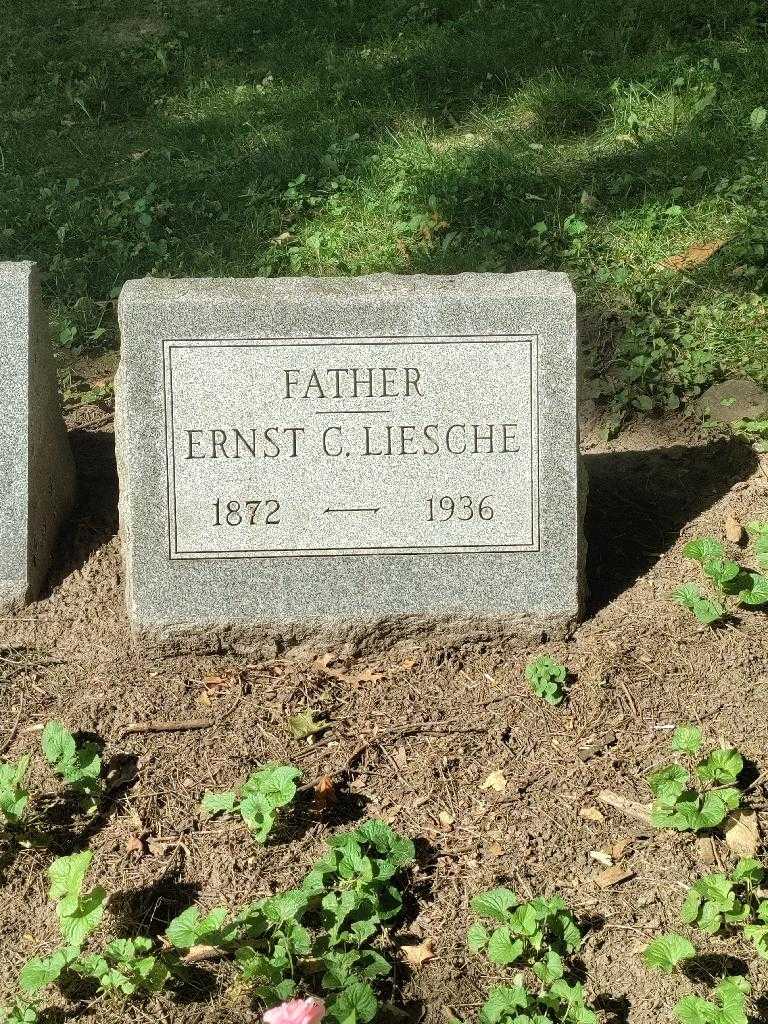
[662,239,726,271]
[354,665,386,686]
[487,841,504,858]
[589,850,614,867]
[288,709,329,740]
[612,837,632,860]
[695,836,717,865]
[724,513,744,544]
[724,809,760,857]
[147,838,175,857]
[313,652,349,682]
[401,938,435,968]
[481,770,507,793]
[126,834,147,858]
[313,775,337,812]
[201,674,230,692]
[579,806,605,823]
[595,865,635,889]
[392,745,408,769]
[182,944,222,964]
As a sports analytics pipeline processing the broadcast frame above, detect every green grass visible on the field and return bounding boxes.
[2,0,768,423]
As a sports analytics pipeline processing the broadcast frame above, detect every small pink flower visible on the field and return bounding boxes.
[264,997,326,1024]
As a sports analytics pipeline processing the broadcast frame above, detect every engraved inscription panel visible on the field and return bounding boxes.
[163,336,539,558]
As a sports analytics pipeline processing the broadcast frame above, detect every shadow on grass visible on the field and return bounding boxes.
[3,0,765,377]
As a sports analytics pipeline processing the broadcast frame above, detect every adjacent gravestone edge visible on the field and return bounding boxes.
[116,271,583,656]
[0,261,76,612]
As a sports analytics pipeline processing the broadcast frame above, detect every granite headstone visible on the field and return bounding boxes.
[116,272,582,648]
[0,262,75,611]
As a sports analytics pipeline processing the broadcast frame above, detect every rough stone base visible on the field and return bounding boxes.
[129,611,579,659]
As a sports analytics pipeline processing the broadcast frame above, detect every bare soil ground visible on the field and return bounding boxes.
[1,408,767,1024]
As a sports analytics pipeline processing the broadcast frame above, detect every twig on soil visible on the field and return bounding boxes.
[0,700,23,755]
[744,770,768,794]
[381,720,487,737]
[121,718,215,736]
[597,790,653,825]
[297,738,374,795]
[617,678,638,718]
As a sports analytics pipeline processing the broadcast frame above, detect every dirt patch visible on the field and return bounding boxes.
[1,409,767,1023]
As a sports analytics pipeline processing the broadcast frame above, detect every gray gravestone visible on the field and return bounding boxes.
[0,262,75,611]
[116,272,582,649]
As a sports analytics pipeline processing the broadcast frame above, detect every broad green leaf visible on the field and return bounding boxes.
[731,858,763,884]
[744,923,768,958]
[672,584,702,609]
[350,919,377,946]
[0,755,30,825]
[480,986,529,1024]
[486,926,525,965]
[41,722,77,768]
[715,976,749,1024]
[681,888,702,925]
[694,791,733,829]
[0,1002,38,1024]
[752,530,768,567]
[70,743,102,781]
[674,994,718,1024]
[696,749,743,785]
[738,573,768,606]
[671,725,702,755]
[262,888,308,923]
[750,105,767,130]
[201,790,237,815]
[18,948,78,993]
[698,901,728,935]
[470,887,518,921]
[48,851,92,904]
[550,909,583,953]
[467,922,489,952]
[691,597,725,625]
[59,885,107,946]
[329,981,377,1024]
[166,907,203,949]
[703,558,741,590]
[239,793,275,842]
[355,819,415,866]
[643,933,695,972]
[694,873,733,905]
[683,539,724,563]
[648,764,688,803]
[243,763,300,807]
[357,949,391,980]
[508,902,540,938]
[533,949,564,984]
